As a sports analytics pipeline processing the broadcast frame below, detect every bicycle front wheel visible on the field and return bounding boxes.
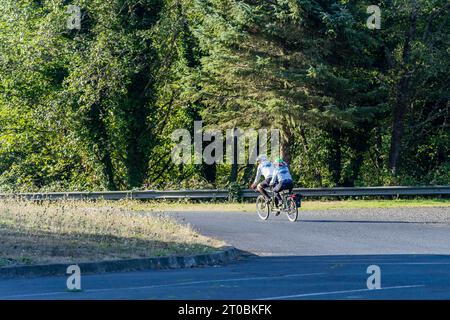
[256,195,270,220]
[286,197,298,222]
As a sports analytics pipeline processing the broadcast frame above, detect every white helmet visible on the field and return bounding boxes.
[256,154,267,163]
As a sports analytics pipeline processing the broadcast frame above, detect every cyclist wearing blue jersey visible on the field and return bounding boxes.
[270,157,294,207]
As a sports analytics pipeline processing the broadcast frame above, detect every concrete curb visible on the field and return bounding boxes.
[0,246,242,279]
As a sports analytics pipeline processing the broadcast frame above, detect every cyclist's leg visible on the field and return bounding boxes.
[276,181,288,207]
[257,178,271,202]
[285,180,294,193]
[273,181,283,206]
[275,180,293,205]
[282,180,294,208]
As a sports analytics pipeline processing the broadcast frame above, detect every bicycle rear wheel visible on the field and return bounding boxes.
[286,197,298,222]
[256,195,270,220]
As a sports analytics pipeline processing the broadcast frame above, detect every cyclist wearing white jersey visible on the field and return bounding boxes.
[250,155,274,203]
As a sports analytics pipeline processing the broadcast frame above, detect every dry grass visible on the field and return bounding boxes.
[0,199,224,267]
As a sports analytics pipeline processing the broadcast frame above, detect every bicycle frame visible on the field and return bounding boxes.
[255,187,299,222]
[266,187,291,211]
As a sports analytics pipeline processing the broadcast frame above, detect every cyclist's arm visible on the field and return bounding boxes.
[253,166,262,185]
[269,168,278,186]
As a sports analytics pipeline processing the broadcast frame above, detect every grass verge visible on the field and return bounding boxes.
[103,198,450,212]
[0,199,225,267]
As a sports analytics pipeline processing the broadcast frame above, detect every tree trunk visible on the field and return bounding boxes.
[375,126,383,170]
[389,78,410,175]
[202,162,217,184]
[125,72,152,189]
[329,128,342,186]
[88,103,117,190]
[280,125,292,164]
[299,127,322,186]
[342,154,364,187]
[388,2,417,175]
[230,130,238,182]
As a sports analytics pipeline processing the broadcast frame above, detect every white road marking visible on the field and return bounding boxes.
[257,284,425,300]
[259,259,450,266]
[0,272,324,299]
[323,262,450,265]
[375,262,450,265]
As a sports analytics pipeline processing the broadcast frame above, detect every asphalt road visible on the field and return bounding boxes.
[169,207,450,256]
[1,206,449,299]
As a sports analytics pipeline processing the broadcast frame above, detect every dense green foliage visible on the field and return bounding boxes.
[0,0,448,191]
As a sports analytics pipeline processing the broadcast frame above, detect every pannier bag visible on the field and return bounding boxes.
[289,194,302,208]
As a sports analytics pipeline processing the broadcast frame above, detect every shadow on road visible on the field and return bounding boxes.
[300,219,439,224]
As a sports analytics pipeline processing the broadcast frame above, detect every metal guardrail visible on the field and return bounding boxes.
[0,186,449,201]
